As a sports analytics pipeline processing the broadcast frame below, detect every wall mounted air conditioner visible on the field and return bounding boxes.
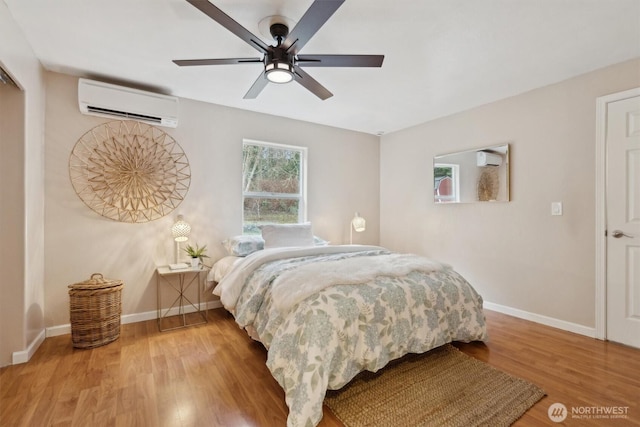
[78,78,178,128]
[477,151,502,166]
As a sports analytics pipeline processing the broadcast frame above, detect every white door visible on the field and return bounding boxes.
[606,95,640,348]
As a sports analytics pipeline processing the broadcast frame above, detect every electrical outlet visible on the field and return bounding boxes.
[551,202,563,216]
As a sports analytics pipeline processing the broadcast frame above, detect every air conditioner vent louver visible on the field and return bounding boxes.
[86,106,163,124]
[78,78,178,128]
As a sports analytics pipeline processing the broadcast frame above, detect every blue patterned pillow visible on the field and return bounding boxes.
[222,235,264,256]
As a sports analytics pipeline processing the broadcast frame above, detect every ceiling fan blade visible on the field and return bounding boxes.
[186,0,270,53]
[296,54,384,67]
[173,58,263,66]
[243,73,269,99]
[293,66,333,100]
[282,0,345,54]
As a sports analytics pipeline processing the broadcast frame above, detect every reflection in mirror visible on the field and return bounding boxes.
[434,144,509,203]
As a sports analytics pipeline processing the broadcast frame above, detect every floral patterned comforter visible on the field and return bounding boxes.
[214,246,488,427]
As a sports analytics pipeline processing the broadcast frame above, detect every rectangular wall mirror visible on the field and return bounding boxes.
[434,143,510,203]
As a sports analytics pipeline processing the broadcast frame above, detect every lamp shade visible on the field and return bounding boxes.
[171,215,191,242]
[351,212,366,232]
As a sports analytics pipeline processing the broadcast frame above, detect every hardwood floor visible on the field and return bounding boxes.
[1,309,639,426]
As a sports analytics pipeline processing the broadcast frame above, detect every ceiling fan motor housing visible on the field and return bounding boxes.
[267,48,293,66]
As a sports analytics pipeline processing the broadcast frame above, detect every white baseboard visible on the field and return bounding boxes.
[21,300,596,364]
[12,329,46,365]
[45,300,222,338]
[484,301,597,338]
[45,323,72,338]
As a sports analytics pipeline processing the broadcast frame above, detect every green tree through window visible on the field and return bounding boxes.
[242,140,306,233]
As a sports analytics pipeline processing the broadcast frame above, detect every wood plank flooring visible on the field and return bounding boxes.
[1,309,639,426]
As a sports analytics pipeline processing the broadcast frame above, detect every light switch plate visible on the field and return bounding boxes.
[551,202,563,216]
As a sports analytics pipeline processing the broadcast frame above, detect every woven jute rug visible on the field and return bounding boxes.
[324,344,545,427]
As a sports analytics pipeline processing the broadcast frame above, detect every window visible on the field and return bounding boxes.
[434,163,460,203]
[242,140,307,234]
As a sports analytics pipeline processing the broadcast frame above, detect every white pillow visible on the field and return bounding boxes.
[261,223,314,249]
[210,256,243,282]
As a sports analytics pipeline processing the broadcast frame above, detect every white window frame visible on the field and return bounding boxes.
[434,163,460,203]
[242,139,307,230]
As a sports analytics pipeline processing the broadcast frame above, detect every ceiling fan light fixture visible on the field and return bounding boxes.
[265,61,294,84]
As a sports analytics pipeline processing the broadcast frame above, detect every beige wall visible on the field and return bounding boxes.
[43,72,380,327]
[380,58,640,329]
[0,4,46,367]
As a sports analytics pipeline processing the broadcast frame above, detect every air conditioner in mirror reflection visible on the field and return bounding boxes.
[476,151,502,167]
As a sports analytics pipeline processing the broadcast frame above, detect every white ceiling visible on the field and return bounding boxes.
[5,0,640,135]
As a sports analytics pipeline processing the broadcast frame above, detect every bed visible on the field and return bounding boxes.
[210,227,488,427]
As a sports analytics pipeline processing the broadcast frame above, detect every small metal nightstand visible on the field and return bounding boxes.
[156,265,208,331]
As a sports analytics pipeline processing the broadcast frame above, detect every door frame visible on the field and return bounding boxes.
[594,87,640,340]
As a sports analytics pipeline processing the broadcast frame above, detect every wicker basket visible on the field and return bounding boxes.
[68,273,124,349]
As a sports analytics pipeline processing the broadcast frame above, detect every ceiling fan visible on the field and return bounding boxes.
[173,0,384,100]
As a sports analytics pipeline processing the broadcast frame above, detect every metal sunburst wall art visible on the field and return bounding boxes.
[69,120,190,223]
